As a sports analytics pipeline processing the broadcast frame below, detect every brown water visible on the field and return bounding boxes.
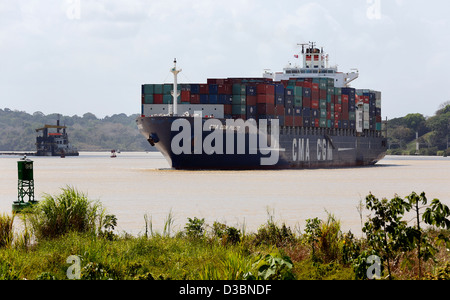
[1,152,449,236]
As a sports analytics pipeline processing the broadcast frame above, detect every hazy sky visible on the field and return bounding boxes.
[1,0,450,119]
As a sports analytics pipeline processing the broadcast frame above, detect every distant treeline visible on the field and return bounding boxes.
[0,108,154,152]
[1,103,449,155]
[387,102,450,156]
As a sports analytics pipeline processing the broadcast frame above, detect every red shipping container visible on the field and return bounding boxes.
[327,111,332,119]
[315,118,320,128]
[218,84,231,94]
[257,103,275,115]
[181,90,191,102]
[285,116,294,126]
[246,95,257,106]
[275,105,285,116]
[363,96,369,104]
[199,84,209,94]
[297,81,312,88]
[303,97,311,108]
[334,112,341,120]
[312,90,319,100]
[335,104,342,113]
[319,89,327,99]
[294,116,303,127]
[257,94,274,104]
[190,94,200,104]
[207,78,225,85]
[334,120,339,128]
[224,104,232,115]
[342,111,349,120]
[342,95,349,103]
[257,84,275,95]
[312,83,319,91]
[154,94,163,104]
[311,100,319,110]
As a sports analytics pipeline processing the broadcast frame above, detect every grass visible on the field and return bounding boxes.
[0,187,449,280]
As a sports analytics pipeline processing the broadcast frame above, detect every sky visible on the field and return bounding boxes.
[1,0,450,119]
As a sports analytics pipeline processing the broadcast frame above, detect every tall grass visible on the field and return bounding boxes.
[0,214,14,248]
[28,186,108,239]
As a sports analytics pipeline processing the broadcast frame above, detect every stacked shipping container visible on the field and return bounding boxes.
[142,77,382,131]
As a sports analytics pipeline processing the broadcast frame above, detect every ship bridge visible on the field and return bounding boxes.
[263,42,359,88]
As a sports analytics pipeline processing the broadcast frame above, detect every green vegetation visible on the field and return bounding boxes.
[0,188,449,280]
[387,102,450,156]
[0,108,152,151]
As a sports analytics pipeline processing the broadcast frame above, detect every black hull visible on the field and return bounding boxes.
[137,116,387,170]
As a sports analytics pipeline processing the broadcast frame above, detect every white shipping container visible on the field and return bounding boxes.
[142,104,224,118]
[363,120,370,130]
[363,103,370,112]
[376,99,382,108]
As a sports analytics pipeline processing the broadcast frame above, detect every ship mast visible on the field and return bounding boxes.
[170,58,182,116]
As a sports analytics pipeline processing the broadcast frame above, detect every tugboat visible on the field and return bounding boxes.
[35,119,79,156]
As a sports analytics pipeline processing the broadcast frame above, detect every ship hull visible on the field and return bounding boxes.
[137,116,387,170]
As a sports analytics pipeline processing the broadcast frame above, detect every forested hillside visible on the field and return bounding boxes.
[1,103,449,155]
[0,108,153,151]
[387,102,450,156]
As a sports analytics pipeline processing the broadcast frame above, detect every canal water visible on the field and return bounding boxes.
[1,152,449,236]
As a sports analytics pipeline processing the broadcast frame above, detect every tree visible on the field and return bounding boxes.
[362,192,450,279]
[402,113,427,136]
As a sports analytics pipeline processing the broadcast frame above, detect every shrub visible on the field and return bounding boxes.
[184,217,205,239]
[28,186,114,239]
[0,214,14,248]
[254,221,295,247]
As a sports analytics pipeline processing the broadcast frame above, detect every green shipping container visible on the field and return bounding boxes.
[144,94,154,104]
[163,84,173,95]
[376,122,382,131]
[349,111,356,120]
[319,118,327,128]
[232,84,246,95]
[327,86,335,95]
[294,95,302,107]
[232,104,246,115]
[319,78,327,89]
[294,86,303,96]
[163,94,180,104]
[319,99,327,110]
[334,88,341,96]
[232,95,246,105]
[327,78,334,87]
[320,109,327,118]
[143,84,154,95]
[154,84,163,94]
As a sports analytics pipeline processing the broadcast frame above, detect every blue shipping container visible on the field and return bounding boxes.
[200,94,209,104]
[209,84,218,94]
[191,84,200,94]
[275,84,284,96]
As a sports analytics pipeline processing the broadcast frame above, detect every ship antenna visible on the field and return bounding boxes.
[170,58,182,116]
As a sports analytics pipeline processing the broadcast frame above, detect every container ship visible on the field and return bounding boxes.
[137,43,387,170]
[35,120,79,157]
